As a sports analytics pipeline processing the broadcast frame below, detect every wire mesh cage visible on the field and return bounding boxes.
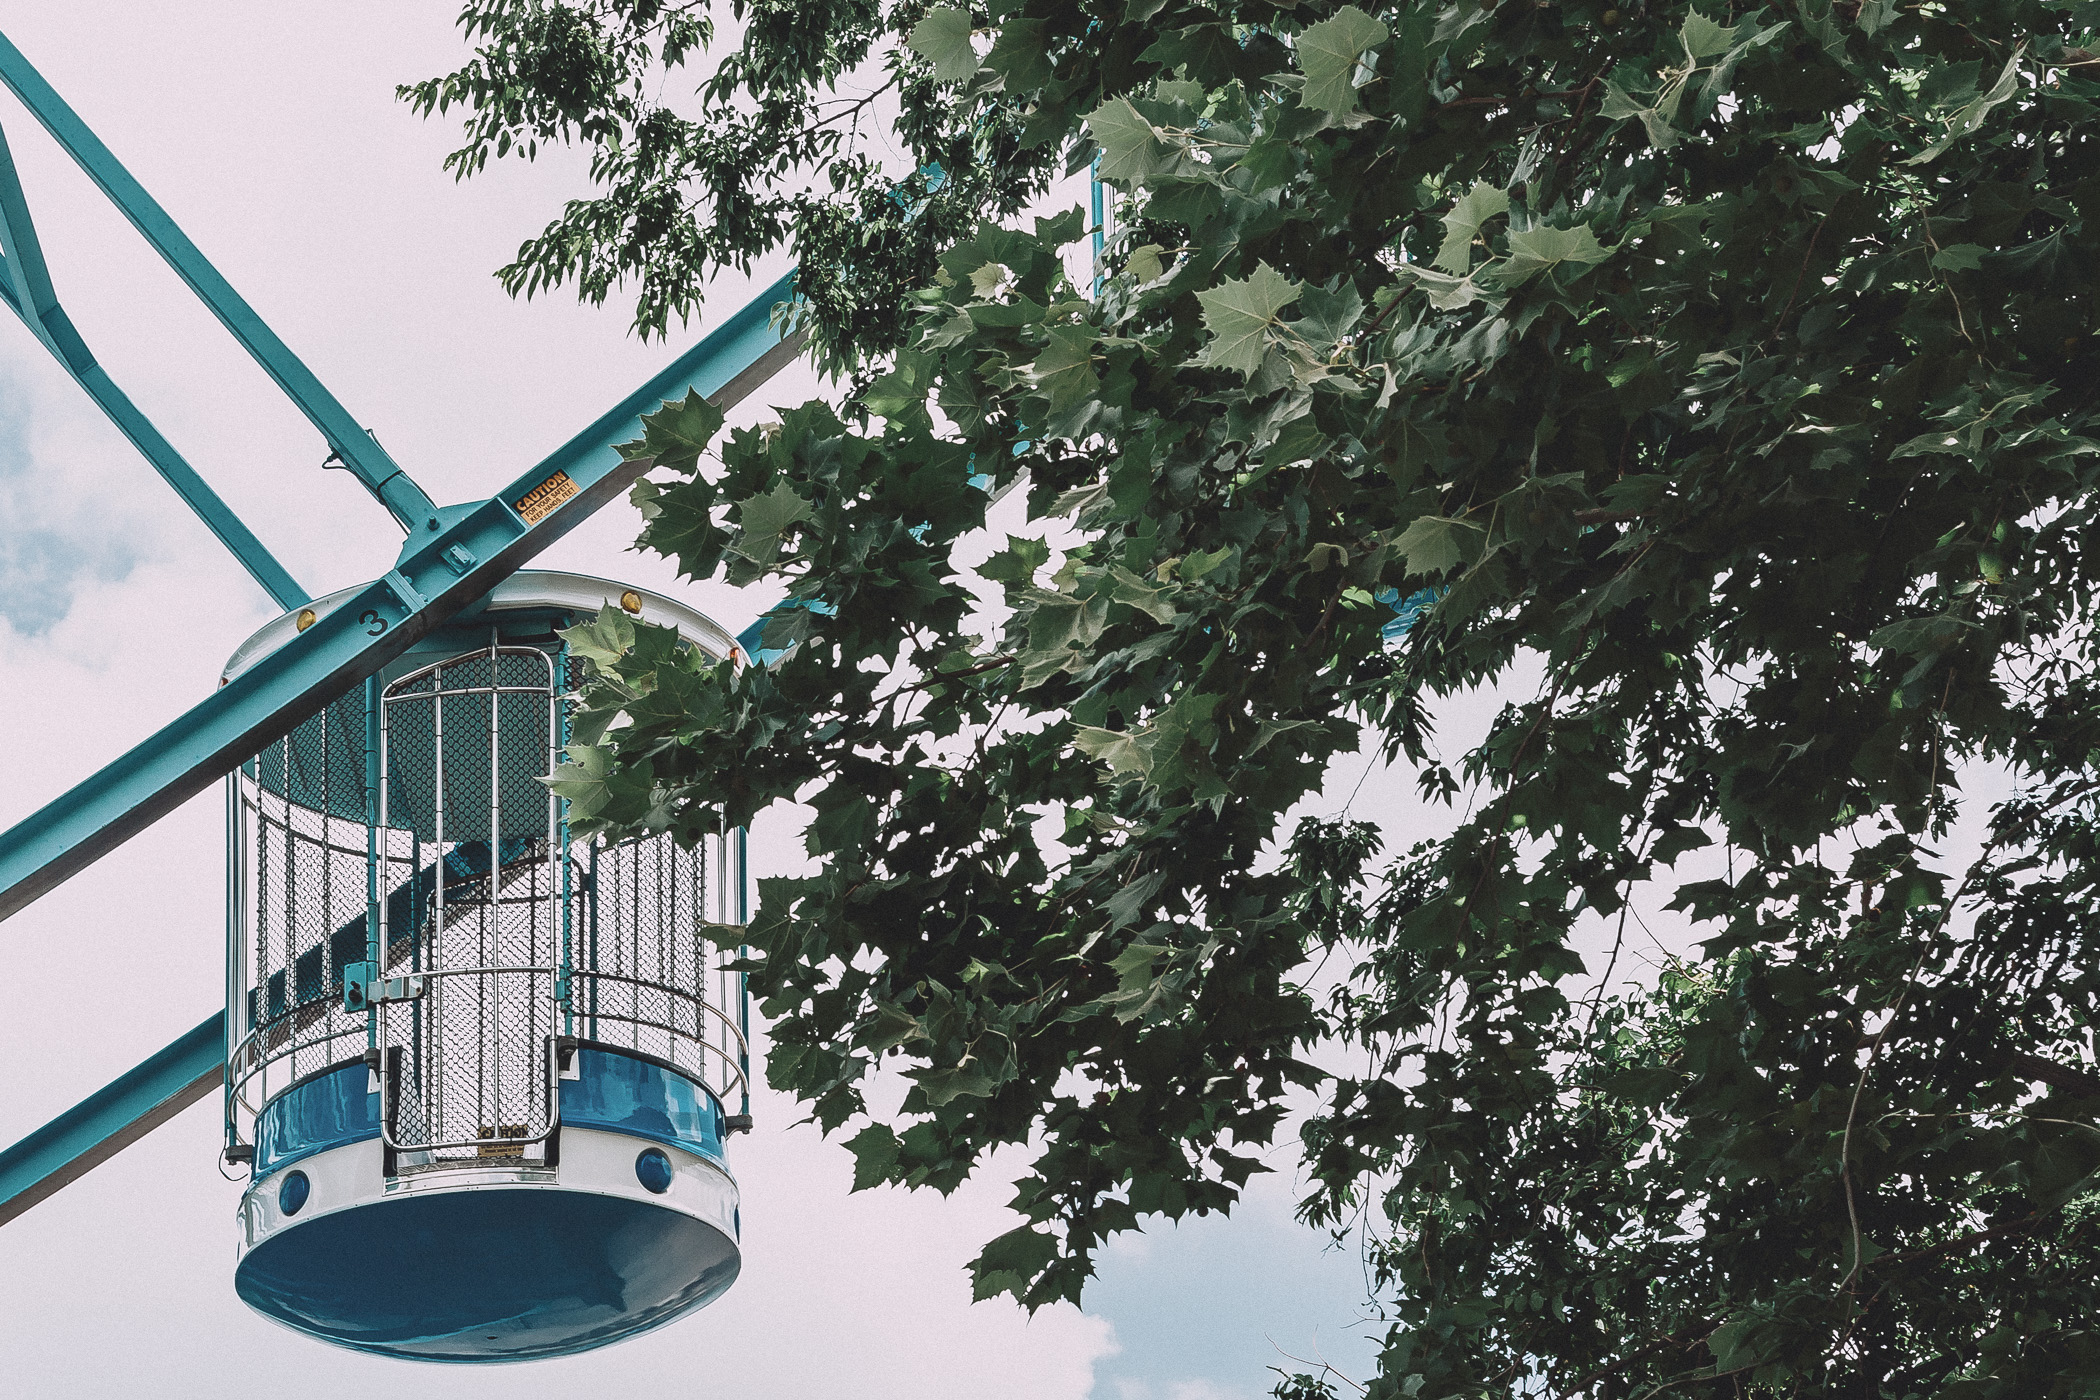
[225,621,748,1174]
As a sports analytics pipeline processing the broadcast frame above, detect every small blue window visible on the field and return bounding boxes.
[278,1169,311,1217]
[635,1148,674,1194]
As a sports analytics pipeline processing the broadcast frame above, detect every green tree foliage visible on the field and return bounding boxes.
[425,1,2100,1394]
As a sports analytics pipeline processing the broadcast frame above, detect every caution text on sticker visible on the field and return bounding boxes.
[514,471,579,524]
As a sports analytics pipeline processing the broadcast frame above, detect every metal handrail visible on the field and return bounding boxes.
[380,1037,563,1155]
[224,1020,366,1127]
[382,644,557,699]
[572,1008,751,1101]
[569,968,752,1059]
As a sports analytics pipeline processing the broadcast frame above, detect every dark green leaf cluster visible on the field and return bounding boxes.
[449,0,2100,1394]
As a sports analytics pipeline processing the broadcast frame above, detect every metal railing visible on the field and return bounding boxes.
[224,637,749,1170]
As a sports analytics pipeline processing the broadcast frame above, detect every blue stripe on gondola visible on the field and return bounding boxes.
[250,1046,725,1176]
[253,1062,378,1177]
[562,1048,725,1164]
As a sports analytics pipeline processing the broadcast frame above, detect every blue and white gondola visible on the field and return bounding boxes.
[220,573,751,1362]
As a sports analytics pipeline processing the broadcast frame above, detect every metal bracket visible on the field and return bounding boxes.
[343,964,425,1010]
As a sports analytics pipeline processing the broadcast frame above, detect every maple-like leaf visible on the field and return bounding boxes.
[1194,262,1303,377]
[1296,6,1390,116]
[907,7,978,84]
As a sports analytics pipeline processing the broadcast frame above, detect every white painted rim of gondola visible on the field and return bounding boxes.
[235,1127,741,1264]
[219,570,742,684]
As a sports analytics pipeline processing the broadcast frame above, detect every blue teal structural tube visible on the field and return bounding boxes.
[0,1013,223,1227]
[0,122,308,609]
[1090,162,1106,298]
[0,29,438,533]
[0,267,802,926]
[364,675,382,1050]
[737,830,751,1116]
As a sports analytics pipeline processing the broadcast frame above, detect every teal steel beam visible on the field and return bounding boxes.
[0,29,438,532]
[0,123,308,610]
[0,268,802,925]
[0,1013,222,1227]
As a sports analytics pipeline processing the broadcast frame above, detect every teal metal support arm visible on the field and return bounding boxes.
[0,268,801,926]
[0,29,438,533]
[0,124,308,610]
[0,1013,222,1227]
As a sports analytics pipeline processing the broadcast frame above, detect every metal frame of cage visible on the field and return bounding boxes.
[223,629,750,1168]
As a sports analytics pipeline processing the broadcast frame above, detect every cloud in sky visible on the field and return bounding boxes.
[0,371,142,636]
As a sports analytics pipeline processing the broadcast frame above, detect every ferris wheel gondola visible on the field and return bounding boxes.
[220,573,752,1362]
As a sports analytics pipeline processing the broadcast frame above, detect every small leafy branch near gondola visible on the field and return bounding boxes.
[429,0,2100,1394]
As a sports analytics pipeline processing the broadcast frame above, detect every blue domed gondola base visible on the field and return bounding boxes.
[234,1137,739,1362]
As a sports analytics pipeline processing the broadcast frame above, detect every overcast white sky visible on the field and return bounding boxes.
[0,6,1387,1397]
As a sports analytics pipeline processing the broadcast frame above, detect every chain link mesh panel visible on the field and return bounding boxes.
[228,637,748,1172]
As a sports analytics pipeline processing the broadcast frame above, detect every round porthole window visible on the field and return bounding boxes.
[278,1169,311,1217]
[635,1148,674,1194]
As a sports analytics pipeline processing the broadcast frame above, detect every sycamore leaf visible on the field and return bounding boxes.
[1497,223,1613,286]
[1679,10,1737,60]
[914,1061,999,1105]
[862,364,927,417]
[982,19,1052,89]
[1403,265,1491,310]
[1602,81,1684,149]
[1297,6,1391,115]
[844,1124,900,1192]
[1396,515,1485,576]
[1293,280,1366,349]
[621,389,725,471]
[1028,326,1100,411]
[1103,874,1168,932]
[731,480,814,566]
[969,261,1017,300]
[1088,97,1169,183]
[1125,243,1167,284]
[863,1003,926,1053]
[542,742,647,824]
[807,789,874,854]
[1265,412,1329,466]
[1434,183,1510,274]
[970,1226,1059,1301]
[1021,589,1107,686]
[1386,416,1448,483]
[1075,725,1150,776]
[1181,545,1235,582]
[908,7,979,84]
[1931,243,1986,272]
[980,535,1051,585]
[1905,44,2025,165]
[1108,564,1175,622]
[558,604,637,669]
[1195,262,1303,377]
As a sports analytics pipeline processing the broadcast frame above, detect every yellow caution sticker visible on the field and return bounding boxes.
[514,470,579,524]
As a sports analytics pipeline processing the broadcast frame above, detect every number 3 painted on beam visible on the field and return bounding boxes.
[359,610,389,637]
